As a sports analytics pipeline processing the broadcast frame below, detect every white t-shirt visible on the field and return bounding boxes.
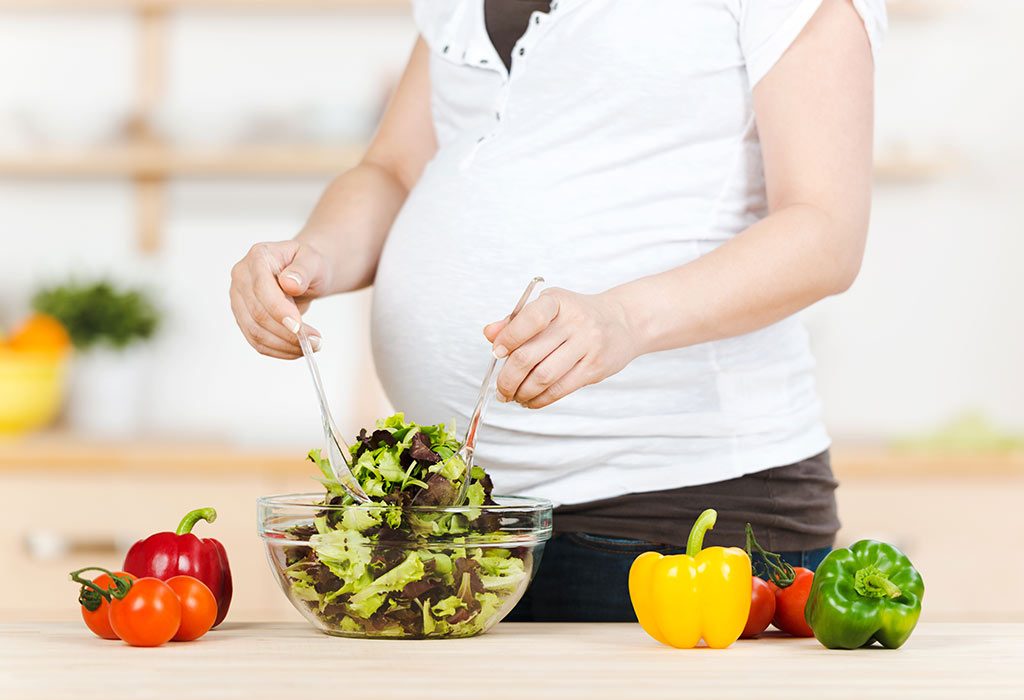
[371,0,886,505]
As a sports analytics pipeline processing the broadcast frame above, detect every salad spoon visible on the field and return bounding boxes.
[260,246,371,504]
[419,276,544,508]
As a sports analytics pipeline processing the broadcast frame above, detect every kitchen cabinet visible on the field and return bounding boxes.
[0,435,311,623]
[1,435,1021,623]
[0,470,301,622]
[836,476,1024,621]
[2,622,1022,700]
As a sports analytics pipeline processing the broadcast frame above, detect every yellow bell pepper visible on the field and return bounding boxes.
[628,509,751,649]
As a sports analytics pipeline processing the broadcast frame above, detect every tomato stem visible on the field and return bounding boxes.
[685,509,718,557]
[745,523,796,588]
[176,507,218,535]
[69,567,134,610]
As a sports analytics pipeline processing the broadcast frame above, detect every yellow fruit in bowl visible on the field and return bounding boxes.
[0,314,70,435]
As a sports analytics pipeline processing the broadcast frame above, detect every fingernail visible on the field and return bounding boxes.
[493,345,508,359]
[496,392,510,403]
[283,316,301,334]
[284,272,303,287]
[310,336,323,352]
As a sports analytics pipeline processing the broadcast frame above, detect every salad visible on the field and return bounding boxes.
[281,413,533,638]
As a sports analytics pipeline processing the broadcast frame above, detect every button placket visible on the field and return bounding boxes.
[461,4,555,171]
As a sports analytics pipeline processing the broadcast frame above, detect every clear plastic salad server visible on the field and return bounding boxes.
[259,245,370,504]
[421,276,544,508]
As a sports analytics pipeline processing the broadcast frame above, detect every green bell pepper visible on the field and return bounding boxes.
[805,539,924,649]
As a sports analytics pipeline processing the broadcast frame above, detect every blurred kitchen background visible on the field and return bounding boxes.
[1,1,1022,624]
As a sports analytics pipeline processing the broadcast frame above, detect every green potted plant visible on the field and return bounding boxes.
[33,280,160,436]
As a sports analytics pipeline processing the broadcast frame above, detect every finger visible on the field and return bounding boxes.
[495,326,569,403]
[231,289,306,356]
[249,253,302,326]
[483,318,509,342]
[250,294,322,349]
[254,345,303,361]
[247,322,304,358]
[279,243,325,299]
[232,286,321,353]
[492,295,559,358]
[231,269,304,348]
[254,240,300,277]
[513,338,587,404]
[230,290,302,358]
[248,243,323,343]
[522,357,594,409]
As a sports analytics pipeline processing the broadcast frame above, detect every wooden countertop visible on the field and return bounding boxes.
[1,622,1021,699]
[0,431,306,475]
[1,431,1023,478]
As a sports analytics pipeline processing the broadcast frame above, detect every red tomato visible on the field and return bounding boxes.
[769,566,815,637]
[741,576,776,639]
[166,576,217,642]
[108,577,182,647]
[79,571,136,640]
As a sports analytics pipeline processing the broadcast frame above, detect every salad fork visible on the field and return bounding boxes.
[260,245,371,504]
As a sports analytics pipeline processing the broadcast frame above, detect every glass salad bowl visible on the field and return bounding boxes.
[258,493,552,639]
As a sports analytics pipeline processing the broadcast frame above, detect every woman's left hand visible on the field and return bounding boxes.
[483,288,640,409]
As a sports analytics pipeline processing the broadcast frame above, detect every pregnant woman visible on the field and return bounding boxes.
[230,0,885,621]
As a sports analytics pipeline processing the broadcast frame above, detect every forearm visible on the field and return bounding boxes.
[296,160,409,295]
[296,37,434,296]
[610,202,866,355]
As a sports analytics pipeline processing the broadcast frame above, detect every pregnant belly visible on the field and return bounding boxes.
[370,167,712,427]
[370,171,822,494]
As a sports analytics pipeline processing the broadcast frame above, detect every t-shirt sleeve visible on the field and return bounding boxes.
[412,0,460,51]
[739,0,888,88]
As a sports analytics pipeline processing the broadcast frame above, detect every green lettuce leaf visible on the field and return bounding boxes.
[340,507,380,532]
[431,595,466,618]
[376,450,406,482]
[311,528,372,582]
[478,551,527,590]
[287,569,321,603]
[347,552,425,618]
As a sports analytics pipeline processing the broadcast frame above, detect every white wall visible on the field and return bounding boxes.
[807,1,1024,439]
[0,8,414,447]
[1,3,1021,447]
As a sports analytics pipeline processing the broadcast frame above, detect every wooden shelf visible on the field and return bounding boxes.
[0,143,364,178]
[888,0,946,20]
[2,433,1022,478]
[873,154,957,183]
[0,431,306,474]
[0,146,948,182]
[0,0,407,9]
[831,446,1024,479]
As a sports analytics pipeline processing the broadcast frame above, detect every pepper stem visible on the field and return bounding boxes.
[854,565,903,599]
[175,507,218,535]
[745,523,796,588]
[685,509,718,557]
[69,567,133,610]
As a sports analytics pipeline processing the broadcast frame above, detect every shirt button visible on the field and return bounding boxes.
[442,45,449,54]
[496,111,501,121]
[519,47,525,56]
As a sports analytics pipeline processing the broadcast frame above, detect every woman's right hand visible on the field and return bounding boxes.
[229,240,329,359]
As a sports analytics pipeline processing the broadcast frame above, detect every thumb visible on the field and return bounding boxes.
[279,244,323,298]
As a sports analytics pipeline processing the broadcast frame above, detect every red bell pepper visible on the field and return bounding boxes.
[123,507,233,627]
